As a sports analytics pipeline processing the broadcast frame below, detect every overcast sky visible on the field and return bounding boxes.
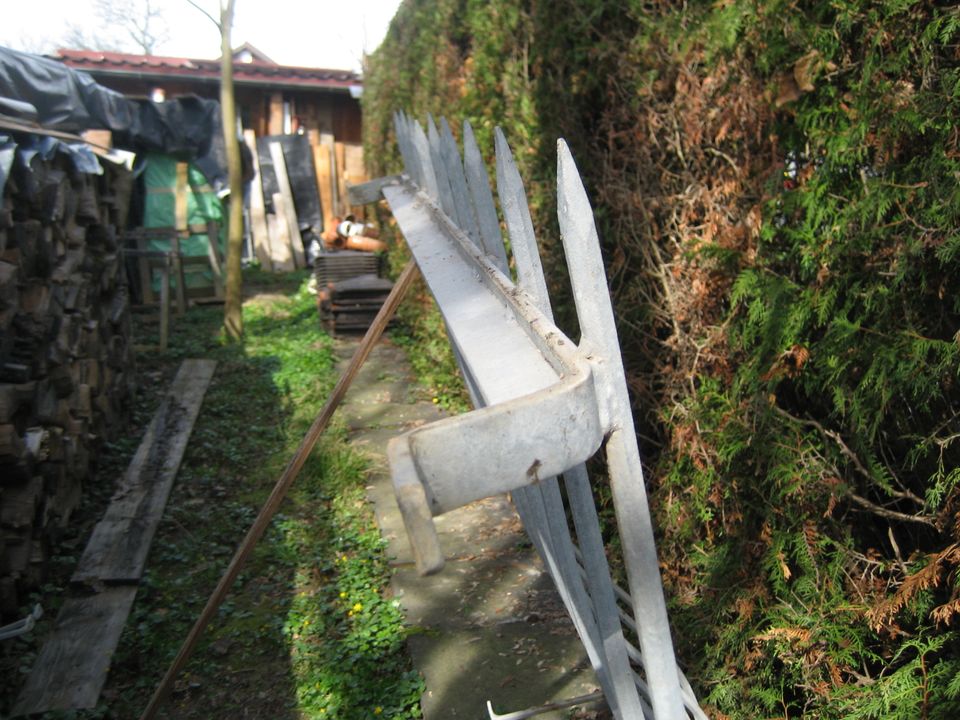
[1,0,403,71]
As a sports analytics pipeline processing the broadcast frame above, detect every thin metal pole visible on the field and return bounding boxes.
[486,691,605,720]
[140,260,419,720]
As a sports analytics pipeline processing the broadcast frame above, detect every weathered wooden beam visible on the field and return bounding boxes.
[11,359,216,715]
[11,587,138,715]
[71,359,217,584]
[268,142,306,269]
[268,193,296,272]
[243,129,273,271]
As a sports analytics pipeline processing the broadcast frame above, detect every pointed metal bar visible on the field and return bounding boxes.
[495,128,642,717]
[561,465,650,719]
[411,119,439,201]
[509,487,619,715]
[492,129,644,719]
[495,127,548,304]
[394,112,419,184]
[427,115,458,220]
[463,120,509,273]
[557,139,685,720]
[439,117,482,248]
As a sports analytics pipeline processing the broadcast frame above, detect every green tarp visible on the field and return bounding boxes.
[143,153,225,291]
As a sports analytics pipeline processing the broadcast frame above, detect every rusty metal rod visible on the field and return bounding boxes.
[140,260,419,720]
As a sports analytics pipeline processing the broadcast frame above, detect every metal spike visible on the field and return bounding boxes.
[556,139,686,720]
[427,115,457,219]
[439,117,482,248]
[404,113,426,188]
[394,112,418,183]
[494,127,550,310]
[463,121,509,274]
[411,119,439,200]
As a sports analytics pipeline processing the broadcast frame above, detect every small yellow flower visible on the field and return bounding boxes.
[374,707,383,715]
[352,602,363,613]
[339,591,347,599]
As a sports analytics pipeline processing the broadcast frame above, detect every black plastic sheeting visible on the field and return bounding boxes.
[0,132,106,194]
[0,46,227,191]
[256,134,324,234]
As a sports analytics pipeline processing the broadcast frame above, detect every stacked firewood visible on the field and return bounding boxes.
[0,146,135,615]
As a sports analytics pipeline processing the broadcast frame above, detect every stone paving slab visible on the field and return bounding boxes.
[337,338,602,720]
[410,622,599,720]
[366,475,528,567]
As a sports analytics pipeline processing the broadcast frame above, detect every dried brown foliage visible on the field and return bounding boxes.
[869,543,960,631]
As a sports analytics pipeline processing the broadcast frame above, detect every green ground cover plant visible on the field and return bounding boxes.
[0,271,421,719]
[364,0,960,716]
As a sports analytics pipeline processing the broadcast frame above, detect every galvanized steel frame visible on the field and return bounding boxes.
[359,111,706,720]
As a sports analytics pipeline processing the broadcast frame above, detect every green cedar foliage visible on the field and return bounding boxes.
[364,0,960,716]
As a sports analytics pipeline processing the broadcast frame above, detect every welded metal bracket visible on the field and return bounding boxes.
[380,178,604,572]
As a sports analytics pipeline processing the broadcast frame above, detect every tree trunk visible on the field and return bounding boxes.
[219,0,243,340]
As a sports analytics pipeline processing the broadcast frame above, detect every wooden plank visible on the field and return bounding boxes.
[170,233,186,315]
[344,142,367,217]
[158,256,170,351]
[243,129,273,270]
[321,132,339,217]
[204,220,224,300]
[174,162,189,232]
[312,141,335,232]
[268,92,284,136]
[344,143,366,184]
[172,165,189,314]
[12,587,138,715]
[71,359,217,584]
[268,142,306,268]
[269,194,296,272]
[134,232,157,305]
[335,141,348,219]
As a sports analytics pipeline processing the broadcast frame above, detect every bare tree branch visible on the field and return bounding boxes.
[92,0,170,55]
[845,492,936,527]
[772,404,926,506]
[772,404,936,526]
[185,0,221,30]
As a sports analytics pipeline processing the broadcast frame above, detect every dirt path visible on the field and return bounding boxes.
[336,337,603,719]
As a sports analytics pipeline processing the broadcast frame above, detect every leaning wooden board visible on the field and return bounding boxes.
[12,359,217,716]
[268,142,307,269]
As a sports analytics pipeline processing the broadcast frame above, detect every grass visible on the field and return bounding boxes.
[0,270,422,719]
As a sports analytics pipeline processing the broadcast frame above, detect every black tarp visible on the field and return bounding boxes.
[0,46,227,191]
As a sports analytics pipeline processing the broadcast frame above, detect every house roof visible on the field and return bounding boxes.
[52,49,362,93]
[230,42,275,64]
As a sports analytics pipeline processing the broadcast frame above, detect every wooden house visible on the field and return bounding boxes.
[53,44,368,274]
[53,43,363,142]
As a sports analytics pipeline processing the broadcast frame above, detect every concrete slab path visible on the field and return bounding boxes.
[335,338,603,720]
